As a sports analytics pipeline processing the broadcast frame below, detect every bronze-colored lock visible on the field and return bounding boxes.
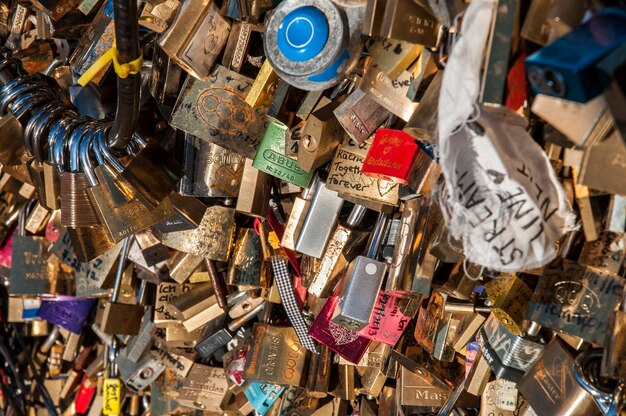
[158,204,236,262]
[100,238,146,335]
[297,98,345,172]
[158,0,231,80]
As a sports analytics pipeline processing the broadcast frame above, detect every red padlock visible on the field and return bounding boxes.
[362,129,436,194]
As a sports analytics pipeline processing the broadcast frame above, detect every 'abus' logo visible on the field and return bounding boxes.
[553,281,600,317]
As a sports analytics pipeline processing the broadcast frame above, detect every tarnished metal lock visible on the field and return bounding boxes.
[228,228,267,287]
[179,134,245,198]
[154,281,193,327]
[195,300,265,359]
[236,158,272,218]
[332,212,389,331]
[100,239,145,335]
[165,282,226,332]
[365,37,424,80]
[297,98,345,172]
[363,0,440,47]
[244,323,308,386]
[221,21,264,76]
[176,364,230,412]
[264,0,366,90]
[525,259,624,345]
[158,204,236,262]
[158,0,231,80]
[333,86,390,145]
[118,353,166,392]
[139,0,179,33]
[281,175,320,251]
[385,196,438,295]
[9,200,51,295]
[518,338,605,416]
[170,65,267,159]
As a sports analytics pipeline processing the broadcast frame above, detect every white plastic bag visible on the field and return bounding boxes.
[437,0,576,271]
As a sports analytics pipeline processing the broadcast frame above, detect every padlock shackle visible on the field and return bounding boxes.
[79,132,99,187]
[365,211,388,259]
[111,237,131,304]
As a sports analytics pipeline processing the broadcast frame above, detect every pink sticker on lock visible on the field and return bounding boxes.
[358,291,411,346]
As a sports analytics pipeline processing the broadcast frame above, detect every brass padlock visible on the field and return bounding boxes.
[158,0,231,80]
[100,238,145,335]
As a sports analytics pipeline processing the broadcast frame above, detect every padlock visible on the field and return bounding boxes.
[603,289,626,380]
[333,86,391,145]
[118,353,166,392]
[82,129,175,243]
[476,312,544,382]
[139,0,179,33]
[525,258,624,345]
[518,338,605,416]
[327,137,400,211]
[228,228,268,288]
[100,238,145,335]
[332,211,389,331]
[221,21,264,76]
[263,0,366,90]
[158,204,236,261]
[281,175,320,251]
[244,382,285,415]
[525,7,626,103]
[308,295,372,364]
[246,59,280,109]
[164,281,226,332]
[170,65,267,159]
[362,129,437,192]
[308,204,369,298]
[236,158,272,218]
[9,200,51,295]
[102,340,123,416]
[252,116,313,188]
[179,134,245,198]
[297,98,345,172]
[244,323,308,387]
[176,364,230,412]
[195,300,265,359]
[154,281,193,327]
[158,0,230,80]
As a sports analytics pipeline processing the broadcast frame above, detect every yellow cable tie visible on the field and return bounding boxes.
[77,46,143,87]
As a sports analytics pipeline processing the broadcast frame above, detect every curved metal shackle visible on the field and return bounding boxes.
[26,104,69,163]
[17,199,36,237]
[97,128,125,173]
[68,123,93,173]
[79,130,99,187]
[92,128,106,166]
[10,89,55,120]
[23,102,57,156]
[51,116,82,171]
[0,78,40,114]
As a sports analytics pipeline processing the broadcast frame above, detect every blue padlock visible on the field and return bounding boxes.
[265,0,366,91]
[244,382,285,415]
[525,7,626,103]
